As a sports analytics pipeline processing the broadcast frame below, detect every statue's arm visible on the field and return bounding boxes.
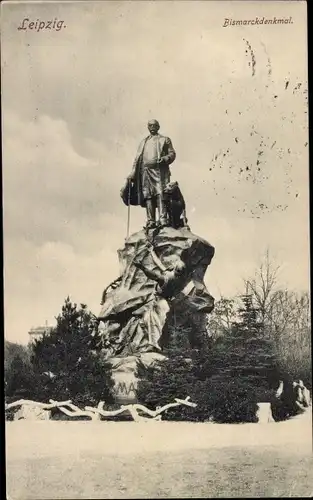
[127,154,139,181]
[128,157,138,180]
[129,139,145,179]
[162,137,176,165]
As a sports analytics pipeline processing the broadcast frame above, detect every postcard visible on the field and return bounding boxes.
[2,1,311,498]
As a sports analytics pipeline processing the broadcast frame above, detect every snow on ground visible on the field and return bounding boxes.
[5,410,312,499]
[6,409,312,459]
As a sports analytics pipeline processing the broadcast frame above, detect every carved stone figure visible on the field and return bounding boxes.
[121,119,176,229]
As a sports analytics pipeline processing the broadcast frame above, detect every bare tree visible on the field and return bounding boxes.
[244,249,281,330]
[243,251,311,385]
[207,296,239,339]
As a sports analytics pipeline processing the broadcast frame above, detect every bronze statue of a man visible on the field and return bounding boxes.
[128,119,176,229]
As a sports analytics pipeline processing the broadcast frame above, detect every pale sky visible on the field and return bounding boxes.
[1,1,309,344]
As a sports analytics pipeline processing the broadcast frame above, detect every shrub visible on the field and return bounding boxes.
[30,298,115,407]
[5,342,36,403]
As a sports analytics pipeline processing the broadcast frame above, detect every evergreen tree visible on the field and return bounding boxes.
[30,297,115,407]
[136,300,207,420]
[216,294,280,402]
[196,293,281,422]
[136,353,196,420]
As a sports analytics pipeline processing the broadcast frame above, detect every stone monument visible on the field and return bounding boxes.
[98,120,215,403]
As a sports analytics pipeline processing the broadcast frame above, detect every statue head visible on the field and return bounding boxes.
[147,119,160,135]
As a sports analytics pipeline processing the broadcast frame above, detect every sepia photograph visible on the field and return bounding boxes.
[2,0,311,498]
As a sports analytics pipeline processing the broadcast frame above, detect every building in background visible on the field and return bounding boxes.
[28,322,53,344]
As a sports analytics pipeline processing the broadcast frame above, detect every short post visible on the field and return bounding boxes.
[256,402,274,423]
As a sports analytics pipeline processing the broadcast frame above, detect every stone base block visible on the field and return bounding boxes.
[109,352,166,404]
[256,402,274,423]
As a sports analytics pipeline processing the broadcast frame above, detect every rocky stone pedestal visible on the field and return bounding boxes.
[98,226,215,358]
[97,225,215,405]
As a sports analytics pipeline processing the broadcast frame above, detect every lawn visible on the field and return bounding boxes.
[5,413,313,499]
